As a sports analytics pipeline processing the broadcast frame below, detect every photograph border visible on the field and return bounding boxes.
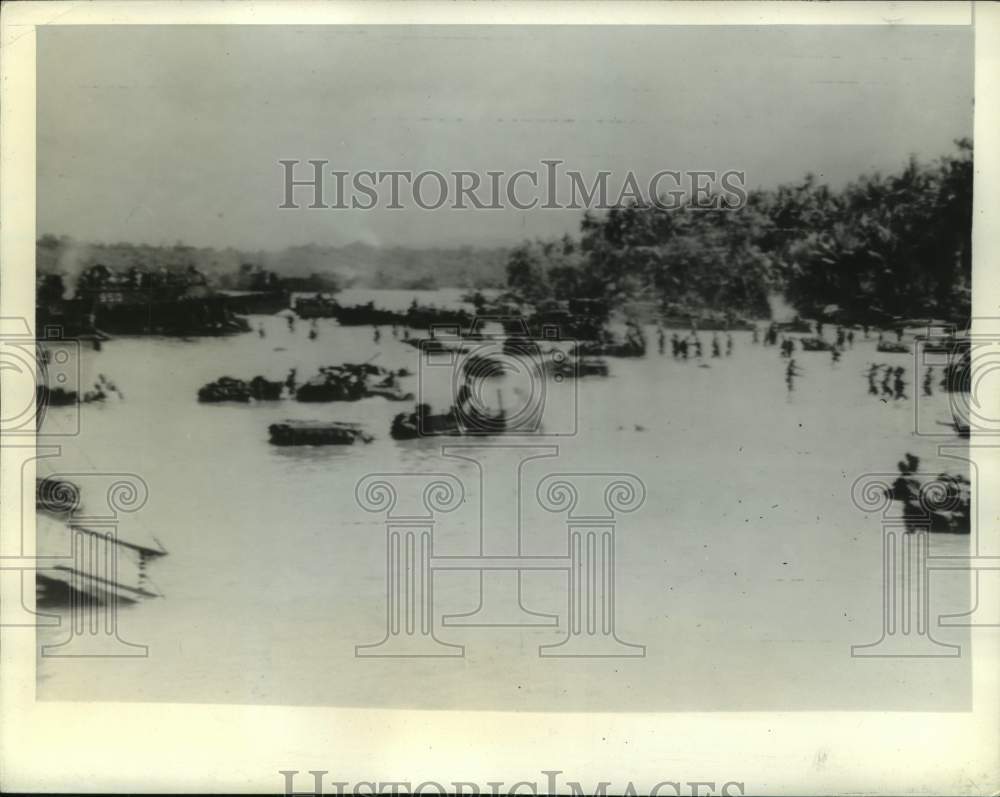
[2,2,998,793]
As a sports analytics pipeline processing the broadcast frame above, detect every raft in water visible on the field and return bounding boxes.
[268,420,374,446]
[295,363,411,402]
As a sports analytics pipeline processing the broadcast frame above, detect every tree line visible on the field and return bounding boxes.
[505,139,973,324]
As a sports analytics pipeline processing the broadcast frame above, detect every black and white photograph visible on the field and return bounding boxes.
[2,2,998,794]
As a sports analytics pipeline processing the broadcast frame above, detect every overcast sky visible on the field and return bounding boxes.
[38,24,973,250]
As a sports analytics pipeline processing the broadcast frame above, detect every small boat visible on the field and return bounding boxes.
[198,376,252,403]
[876,341,910,354]
[268,420,374,446]
[248,376,284,400]
[390,403,506,440]
[295,374,366,402]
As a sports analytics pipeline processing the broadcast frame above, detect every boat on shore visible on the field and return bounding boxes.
[217,288,290,315]
[293,295,476,329]
[268,420,374,446]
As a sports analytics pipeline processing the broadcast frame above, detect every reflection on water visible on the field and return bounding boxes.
[36,293,972,710]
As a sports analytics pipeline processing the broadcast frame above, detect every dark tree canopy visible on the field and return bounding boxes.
[506,140,973,324]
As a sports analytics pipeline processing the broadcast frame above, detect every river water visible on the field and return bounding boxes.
[36,291,973,710]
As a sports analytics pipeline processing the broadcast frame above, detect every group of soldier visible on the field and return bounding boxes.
[655,326,734,359]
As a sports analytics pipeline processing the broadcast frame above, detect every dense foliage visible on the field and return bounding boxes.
[506,140,973,323]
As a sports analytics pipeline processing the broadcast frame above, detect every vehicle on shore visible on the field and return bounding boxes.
[876,341,910,354]
[799,337,834,352]
[773,318,814,334]
[570,328,646,358]
[293,294,340,319]
[217,288,290,315]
